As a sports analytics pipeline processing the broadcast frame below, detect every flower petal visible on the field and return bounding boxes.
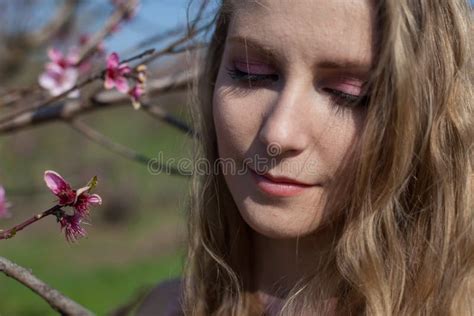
[38,73,57,90]
[107,52,120,69]
[75,185,91,199]
[48,48,63,63]
[44,170,70,195]
[60,213,87,243]
[50,86,65,97]
[119,65,131,74]
[0,185,10,219]
[129,85,144,99]
[87,194,102,206]
[104,75,115,90]
[61,68,79,91]
[66,47,80,65]
[45,62,63,73]
[44,170,76,205]
[115,77,129,93]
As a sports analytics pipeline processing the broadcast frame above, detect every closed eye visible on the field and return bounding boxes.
[323,87,368,108]
[225,66,279,86]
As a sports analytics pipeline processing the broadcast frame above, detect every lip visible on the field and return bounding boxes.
[249,168,316,197]
[260,171,313,186]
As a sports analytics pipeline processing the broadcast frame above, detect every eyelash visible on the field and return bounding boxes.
[226,66,279,86]
[225,66,369,114]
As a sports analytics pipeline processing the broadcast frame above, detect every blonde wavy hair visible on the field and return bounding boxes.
[182,0,473,315]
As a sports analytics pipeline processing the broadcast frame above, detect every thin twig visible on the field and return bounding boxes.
[120,48,155,64]
[68,119,189,177]
[76,0,139,65]
[168,42,207,56]
[141,102,194,136]
[0,256,94,316]
[187,0,210,34]
[126,25,187,54]
[0,205,62,240]
[124,0,210,55]
[141,21,212,66]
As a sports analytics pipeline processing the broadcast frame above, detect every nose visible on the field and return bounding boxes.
[258,82,311,157]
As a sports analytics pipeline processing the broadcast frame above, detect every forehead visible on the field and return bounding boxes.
[228,0,375,68]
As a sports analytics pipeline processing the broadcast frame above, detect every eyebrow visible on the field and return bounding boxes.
[227,35,371,72]
[227,35,277,59]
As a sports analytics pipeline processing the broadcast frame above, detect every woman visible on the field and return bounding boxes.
[137,0,473,315]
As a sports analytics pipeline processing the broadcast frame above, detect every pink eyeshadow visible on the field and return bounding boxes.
[327,79,365,96]
[234,60,275,75]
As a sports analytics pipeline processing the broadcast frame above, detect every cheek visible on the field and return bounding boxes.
[315,110,365,184]
[213,91,247,161]
[212,81,271,160]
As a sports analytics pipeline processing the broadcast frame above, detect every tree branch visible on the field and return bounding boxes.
[0,70,193,135]
[0,48,156,126]
[0,256,94,316]
[68,119,189,177]
[0,205,61,240]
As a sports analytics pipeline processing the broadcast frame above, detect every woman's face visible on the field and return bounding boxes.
[213,0,374,238]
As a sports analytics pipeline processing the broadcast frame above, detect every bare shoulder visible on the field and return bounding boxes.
[135,277,183,316]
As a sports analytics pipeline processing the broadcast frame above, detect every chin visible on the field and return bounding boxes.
[222,172,329,240]
[237,201,326,240]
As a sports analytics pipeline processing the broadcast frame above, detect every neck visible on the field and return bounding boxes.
[249,226,338,313]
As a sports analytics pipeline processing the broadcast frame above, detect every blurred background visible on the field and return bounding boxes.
[0,0,217,314]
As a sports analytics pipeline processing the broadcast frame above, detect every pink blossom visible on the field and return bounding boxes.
[127,64,147,109]
[39,63,79,97]
[48,48,78,68]
[44,170,77,206]
[74,192,102,217]
[44,170,102,209]
[104,52,131,93]
[38,48,80,97]
[128,84,144,109]
[59,213,87,243]
[0,185,11,219]
[44,170,102,243]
